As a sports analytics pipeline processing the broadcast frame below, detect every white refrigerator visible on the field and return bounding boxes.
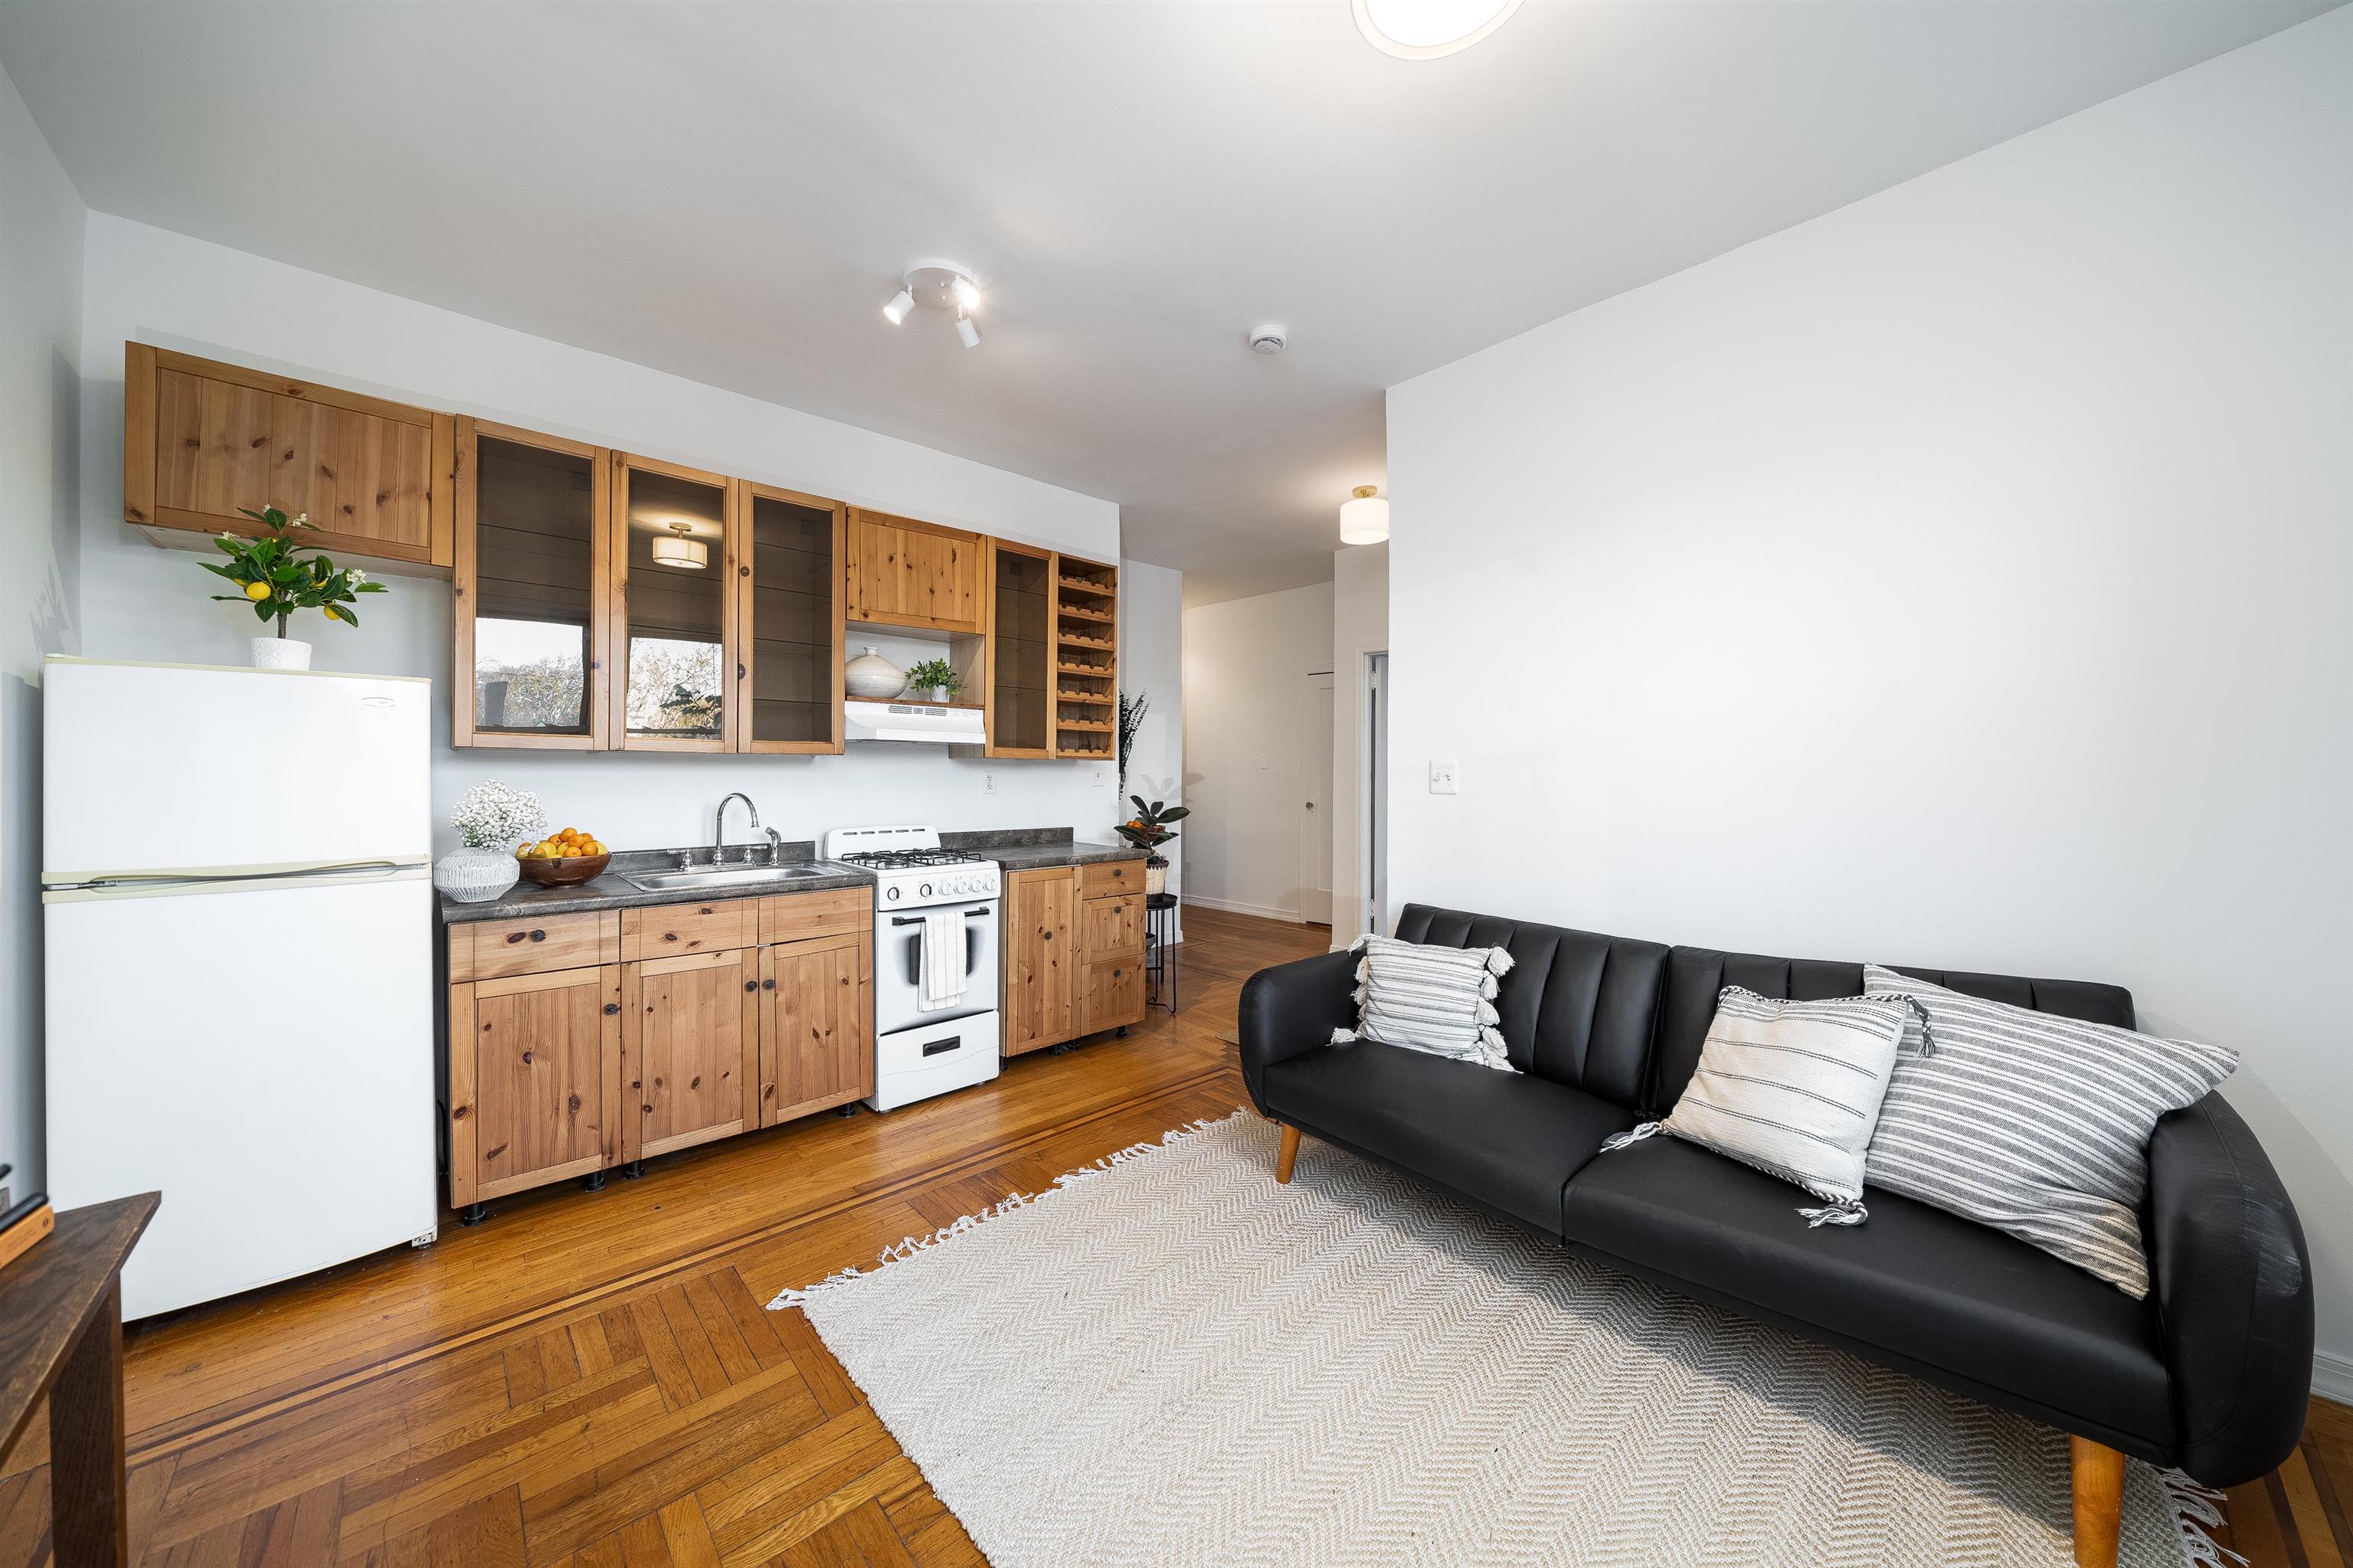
[42,656,437,1320]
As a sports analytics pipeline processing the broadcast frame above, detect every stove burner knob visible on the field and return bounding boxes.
[920,882,933,899]
[885,885,901,902]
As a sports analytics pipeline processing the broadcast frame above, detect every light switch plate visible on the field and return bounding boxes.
[1428,760,1461,794]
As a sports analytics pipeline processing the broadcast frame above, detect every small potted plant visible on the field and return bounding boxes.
[201,506,387,669]
[905,658,961,703]
[435,781,547,904]
[1114,795,1189,895]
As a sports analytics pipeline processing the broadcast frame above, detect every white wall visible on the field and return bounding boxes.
[1330,542,1388,946]
[1387,9,2353,1386]
[1119,558,1183,923]
[0,63,85,1196]
[74,215,1134,857]
[1181,582,1334,922]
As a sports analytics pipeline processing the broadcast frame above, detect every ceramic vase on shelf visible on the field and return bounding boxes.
[433,846,519,904]
[250,637,313,671]
[845,646,906,699]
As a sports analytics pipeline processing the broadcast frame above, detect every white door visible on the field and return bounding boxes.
[1301,673,1334,924]
[1367,653,1389,937]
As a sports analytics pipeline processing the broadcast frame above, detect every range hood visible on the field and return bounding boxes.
[845,699,985,745]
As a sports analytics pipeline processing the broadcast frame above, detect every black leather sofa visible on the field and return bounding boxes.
[1239,904,2313,1568]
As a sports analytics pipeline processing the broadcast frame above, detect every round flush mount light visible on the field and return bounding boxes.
[651,522,708,570]
[1353,0,1523,58]
[1340,484,1389,545]
[886,260,983,348]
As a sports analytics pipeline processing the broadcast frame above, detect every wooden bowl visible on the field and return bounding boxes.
[518,852,610,887]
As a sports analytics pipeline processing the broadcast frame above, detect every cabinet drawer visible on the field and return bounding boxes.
[1079,892,1144,962]
[758,885,873,945]
[620,899,758,960]
[450,910,618,981]
[1079,860,1141,899]
[1080,955,1144,1036]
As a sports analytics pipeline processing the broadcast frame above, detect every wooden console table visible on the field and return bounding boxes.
[0,1193,157,1566]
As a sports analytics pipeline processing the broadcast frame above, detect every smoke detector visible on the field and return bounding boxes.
[1248,324,1288,355]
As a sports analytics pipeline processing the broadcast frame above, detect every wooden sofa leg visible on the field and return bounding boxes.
[1275,1124,1301,1184]
[2069,1435,2124,1568]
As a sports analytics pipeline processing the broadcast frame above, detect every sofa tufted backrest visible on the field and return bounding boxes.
[1389,904,2139,1121]
[1390,905,1669,1108]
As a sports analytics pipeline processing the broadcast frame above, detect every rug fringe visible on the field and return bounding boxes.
[767,1110,1246,1311]
[2152,1467,2243,1568]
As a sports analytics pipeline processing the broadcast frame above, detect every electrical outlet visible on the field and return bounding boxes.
[1428,760,1461,794]
[982,772,997,796]
[1093,764,1108,787]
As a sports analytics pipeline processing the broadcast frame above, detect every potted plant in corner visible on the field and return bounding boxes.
[1114,796,1188,896]
[905,658,962,704]
[202,506,386,669]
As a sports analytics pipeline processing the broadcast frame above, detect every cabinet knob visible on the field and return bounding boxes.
[744,980,758,993]
[763,978,776,990]
[604,1003,621,1016]
[529,929,547,942]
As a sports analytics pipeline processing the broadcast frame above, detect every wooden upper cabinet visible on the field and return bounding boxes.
[613,454,738,752]
[846,509,983,633]
[987,541,1054,758]
[124,343,453,569]
[453,420,611,750]
[738,484,846,753]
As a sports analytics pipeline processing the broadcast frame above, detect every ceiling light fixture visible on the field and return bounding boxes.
[1352,0,1523,59]
[651,522,708,569]
[1340,485,1389,545]
[883,260,986,348]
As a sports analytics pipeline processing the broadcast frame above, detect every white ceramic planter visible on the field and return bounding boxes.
[433,846,520,904]
[250,636,313,670]
[925,684,954,702]
[1146,863,1168,895]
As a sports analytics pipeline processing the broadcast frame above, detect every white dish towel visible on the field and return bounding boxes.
[919,908,967,1012]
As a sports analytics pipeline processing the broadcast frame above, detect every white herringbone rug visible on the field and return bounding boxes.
[774,1111,2219,1568]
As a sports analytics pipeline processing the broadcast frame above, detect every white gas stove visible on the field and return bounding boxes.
[824,827,1003,1112]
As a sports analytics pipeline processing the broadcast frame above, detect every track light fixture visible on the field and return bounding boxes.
[882,260,985,348]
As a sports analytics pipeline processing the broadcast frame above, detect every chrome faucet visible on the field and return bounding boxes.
[713,793,761,865]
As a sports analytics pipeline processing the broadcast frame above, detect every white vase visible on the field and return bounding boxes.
[845,646,905,699]
[434,846,519,904]
[250,636,313,670]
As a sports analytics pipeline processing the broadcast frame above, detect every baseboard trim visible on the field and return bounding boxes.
[1182,894,1301,922]
[2314,1348,2353,1403]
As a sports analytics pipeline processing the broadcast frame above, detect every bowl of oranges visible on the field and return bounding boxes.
[516,827,610,886]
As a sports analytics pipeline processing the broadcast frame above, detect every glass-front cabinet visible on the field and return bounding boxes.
[615,455,735,752]
[988,540,1054,757]
[738,484,845,752]
[453,420,611,749]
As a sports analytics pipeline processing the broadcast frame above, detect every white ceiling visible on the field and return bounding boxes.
[2,0,2335,604]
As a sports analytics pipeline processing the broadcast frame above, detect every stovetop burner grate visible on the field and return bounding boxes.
[840,848,990,869]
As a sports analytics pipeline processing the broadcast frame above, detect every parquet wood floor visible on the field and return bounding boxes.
[0,905,2342,1566]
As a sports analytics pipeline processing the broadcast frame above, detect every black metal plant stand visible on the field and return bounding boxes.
[1144,892,1180,1013]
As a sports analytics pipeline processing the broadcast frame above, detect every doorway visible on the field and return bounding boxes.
[1365,652,1389,938]
[1301,671,1334,924]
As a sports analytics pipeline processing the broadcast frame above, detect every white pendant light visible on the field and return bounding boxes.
[1340,485,1389,545]
[651,522,708,569]
[1353,0,1523,59]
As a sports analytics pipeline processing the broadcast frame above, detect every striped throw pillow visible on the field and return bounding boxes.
[1861,964,2237,1297]
[1615,988,1913,1223]
[1332,934,1516,1073]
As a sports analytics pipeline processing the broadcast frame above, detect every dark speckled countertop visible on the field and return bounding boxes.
[438,828,1144,923]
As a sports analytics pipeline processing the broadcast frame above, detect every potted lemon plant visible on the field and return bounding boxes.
[201,506,386,669]
[1114,796,1187,895]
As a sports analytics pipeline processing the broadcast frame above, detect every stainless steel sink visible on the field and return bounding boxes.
[621,864,841,893]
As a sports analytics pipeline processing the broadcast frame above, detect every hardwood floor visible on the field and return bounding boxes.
[0,902,2342,1566]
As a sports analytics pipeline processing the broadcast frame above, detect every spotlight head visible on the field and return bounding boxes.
[883,289,915,326]
[956,313,980,349]
[951,276,982,312]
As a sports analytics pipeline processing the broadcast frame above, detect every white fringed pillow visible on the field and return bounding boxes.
[1331,934,1517,1073]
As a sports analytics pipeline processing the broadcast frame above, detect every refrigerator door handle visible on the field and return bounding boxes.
[47,859,426,894]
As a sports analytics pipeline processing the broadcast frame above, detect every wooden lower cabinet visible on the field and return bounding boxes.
[443,887,874,1210]
[620,947,761,1162]
[761,930,873,1123]
[448,964,623,1207]
[1004,867,1076,1055]
[1003,866,1145,1055]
